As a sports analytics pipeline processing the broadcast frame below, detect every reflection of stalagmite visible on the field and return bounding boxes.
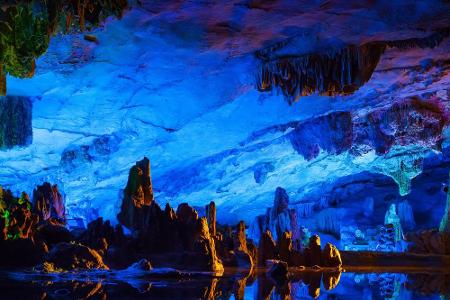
[322,272,342,291]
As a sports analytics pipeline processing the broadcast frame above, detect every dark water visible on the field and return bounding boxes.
[0,269,448,299]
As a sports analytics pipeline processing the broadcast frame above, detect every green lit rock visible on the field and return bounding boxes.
[0,0,128,95]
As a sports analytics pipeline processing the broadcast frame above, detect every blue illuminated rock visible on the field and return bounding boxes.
[0,96,32,149]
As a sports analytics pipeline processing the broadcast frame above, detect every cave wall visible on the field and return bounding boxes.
[0,1,449,228]
[0,96,32,149]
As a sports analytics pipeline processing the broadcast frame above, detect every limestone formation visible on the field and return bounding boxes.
[32,183,66,224]
[256,30,450,104]
[0,96,32,149]
[233,221,253,268]
[250,187,300,247]
[406,229,450,255]
[304,235,322,267]
[0,1,128,95]
[117,157,154,230]
[80,217,125,256]
[206,201,217,236]
[257,42,386,103]
[0,188,39,240]
[322,243,342,268]
[44,242,109,271]
[258,230,278,266]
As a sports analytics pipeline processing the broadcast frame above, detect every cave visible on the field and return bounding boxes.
[0,0,449,299]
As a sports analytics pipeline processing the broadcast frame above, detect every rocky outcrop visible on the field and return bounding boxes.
[35,221,73,246]
[354,98,447,156]
[0,187,39,240]
[289,112,353,160]
[250,187,300,246]
[232,221,253,268]
[32,183,66,224]
[257,42,386,103]
[43,242,109,271]
[117,157,154,230]
[0,96,32,149]
[205,201,216,236]
[322,243,342,268]
[0,1,128,95]
[258,230,278,266]
[304,235,322,267]
[405,229,450,255]
[80,217,125,256]
[256,29,450,103]
[277,231,303,266]
[116,158,223,272]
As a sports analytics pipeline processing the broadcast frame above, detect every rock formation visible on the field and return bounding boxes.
[0,96,32,149]
[117,157,154,230]
[304,235,322,267]
[258,230,278,266]
[250,187,300,247]
[405,229,450,255]
[33,183,66,224]
[289,112,353,161]
[80,217,125,257]
[322,243,342,268]
[116,158,224,273]
[256,29,449,103]
[0,187,38,240]
[0,0,128,95]
[257,42,386,103]
[43,242,109,271]
[206,201,217,236]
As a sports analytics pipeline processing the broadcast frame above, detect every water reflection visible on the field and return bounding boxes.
[0,270,448,299]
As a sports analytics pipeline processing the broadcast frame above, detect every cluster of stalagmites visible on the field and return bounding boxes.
[0,157,342,275]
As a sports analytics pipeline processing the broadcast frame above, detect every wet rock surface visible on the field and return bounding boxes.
[43,242,109,271]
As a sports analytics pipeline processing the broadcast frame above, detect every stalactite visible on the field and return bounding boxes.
[0,0,128,95]
[256,28,450,103]
[256,43,386,104]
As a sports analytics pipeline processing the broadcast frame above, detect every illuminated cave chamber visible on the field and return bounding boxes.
[0,0,449,267]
